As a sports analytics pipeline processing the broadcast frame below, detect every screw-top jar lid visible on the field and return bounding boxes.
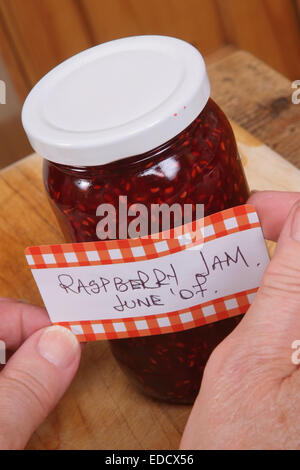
[22,35,210,167]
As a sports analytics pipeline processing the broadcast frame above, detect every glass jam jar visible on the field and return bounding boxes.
[22,36,249,404]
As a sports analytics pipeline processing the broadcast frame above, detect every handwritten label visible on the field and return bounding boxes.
[25,205,270,341]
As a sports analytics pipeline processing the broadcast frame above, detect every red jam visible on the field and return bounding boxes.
[44,98,249,404]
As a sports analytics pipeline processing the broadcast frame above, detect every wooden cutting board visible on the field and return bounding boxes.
[0,122,300,450]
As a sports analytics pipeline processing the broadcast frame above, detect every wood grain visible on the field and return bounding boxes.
[79,0,225,53]
[0,114,32,168]
[0,8,30,99]
[216,0,300,79]
[0,0,92,86]
[1,0,300,102]
[207,50,300,169]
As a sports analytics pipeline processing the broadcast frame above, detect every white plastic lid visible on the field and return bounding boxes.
[22,35,210,166]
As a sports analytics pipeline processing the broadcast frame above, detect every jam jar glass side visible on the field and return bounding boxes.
[43,98,249,404]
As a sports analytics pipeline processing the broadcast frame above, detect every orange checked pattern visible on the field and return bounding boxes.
[25,204,259,269]
[25,204,262,341]
[55,288,258,342]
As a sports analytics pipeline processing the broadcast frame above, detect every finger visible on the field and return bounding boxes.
[248,191,300,241]
[0,325,81,449]
[181,196,300,450]
[0,299,50,350]
[226,199,300,374]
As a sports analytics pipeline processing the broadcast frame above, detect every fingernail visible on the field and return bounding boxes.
[291,206,300,242]
[37,325,79,369]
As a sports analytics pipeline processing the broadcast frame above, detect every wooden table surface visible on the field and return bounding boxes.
[207,47,300,168]
[1,48,300,450]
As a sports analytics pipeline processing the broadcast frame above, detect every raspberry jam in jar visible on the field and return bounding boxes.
[22,36,249,404]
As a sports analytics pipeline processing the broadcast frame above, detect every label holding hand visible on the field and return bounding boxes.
[25,204,269,342]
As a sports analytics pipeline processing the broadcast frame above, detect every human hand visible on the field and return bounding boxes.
[181,191,300,450]
[0,300,81,449]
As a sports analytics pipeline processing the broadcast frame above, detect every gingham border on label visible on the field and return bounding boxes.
[25,204,262,341]
[55,288,257,341]
[25,204,259,270]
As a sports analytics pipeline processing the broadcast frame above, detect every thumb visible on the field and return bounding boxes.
[0,325,81,449]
